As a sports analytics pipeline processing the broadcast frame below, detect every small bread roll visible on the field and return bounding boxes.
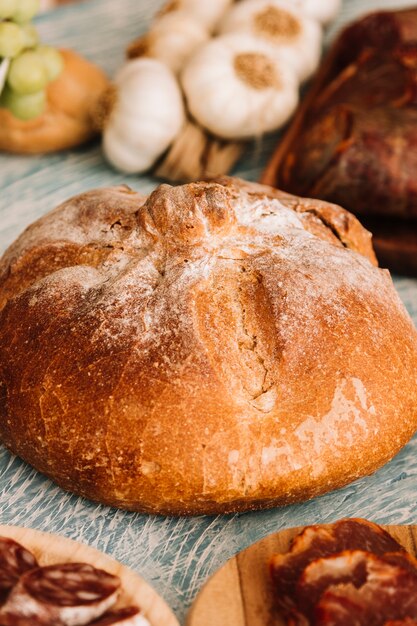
[0,49,109,154]
[0,178,416,515]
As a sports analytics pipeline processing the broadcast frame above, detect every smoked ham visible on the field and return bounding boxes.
[261,9,417,274]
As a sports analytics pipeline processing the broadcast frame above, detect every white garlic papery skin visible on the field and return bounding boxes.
[162,0,234,31]
[181,34,299,140]
[103,58,185,174]
[144,11,209,74]
[219,0,323,82]
[289,0,342,25]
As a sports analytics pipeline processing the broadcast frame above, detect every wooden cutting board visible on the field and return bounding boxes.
[0,525,179,626]
[186,523,417,626]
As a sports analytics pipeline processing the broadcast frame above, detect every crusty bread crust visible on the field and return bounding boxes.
[0,178,416,515]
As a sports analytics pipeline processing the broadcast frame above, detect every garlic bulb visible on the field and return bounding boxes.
[219,0,322,81]
[288,0,341,25]
[160,0,234,32]
[181,34,299,140]
[102,58,185,173]
[131,11,209,75]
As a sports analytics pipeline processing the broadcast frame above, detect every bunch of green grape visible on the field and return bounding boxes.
[0,0,64,120]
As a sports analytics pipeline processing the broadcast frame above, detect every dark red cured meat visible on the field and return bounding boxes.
[269,519,404,617]
[332,9,417,72]
[315,552,417,625]
[18,563,119,607]
[270,9,417,222]
[0,537,38,603]
[91,607,146,625]
[385,621,417,625]
[0,562,120,625]
[0,615,46,626]
[280,46,417,219]
[296,550,417,622]
[295,550,371,622]
[0,606,146,626]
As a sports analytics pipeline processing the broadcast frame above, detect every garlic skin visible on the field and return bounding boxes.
[160,0,234,32]
[138,11,209,75]
[102,58,185,173]
[219,0,323,82]
[289,0,341,25]
[181,34,299,140]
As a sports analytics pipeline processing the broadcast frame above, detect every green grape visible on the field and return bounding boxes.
[21,23,39,48]
[8,50,48,94]
[12,0,40,23]
[0,0,17,19]
[0,22,25,58]
[1,84,45,119]
[37,46,63,82]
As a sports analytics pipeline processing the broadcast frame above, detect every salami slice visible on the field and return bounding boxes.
[384,621,417,625]
[91,607,150,625]
[0,615,45,626]
[270,519,405,615]
[0,562,120,625]
[296,550,417,622]
[295,550,417,624]
[0,537,38,603]
[315,552,417,625]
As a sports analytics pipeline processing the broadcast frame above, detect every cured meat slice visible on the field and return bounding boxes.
[315,553,417,625]
[0,537,38,602]
[296,550,369,621]
[0,562,120,625]
[0,615,44,625]
[270,519,404,615]
[91,607,150,625]
[0,607,149,626]
[296,550,417,622]
[385,621,417,625]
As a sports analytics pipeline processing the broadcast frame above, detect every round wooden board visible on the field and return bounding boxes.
[186,523,417,626]
[0,525,179,626]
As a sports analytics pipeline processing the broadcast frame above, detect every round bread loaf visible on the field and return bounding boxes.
[0,177,416,515]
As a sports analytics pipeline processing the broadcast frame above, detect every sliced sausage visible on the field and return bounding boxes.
[315,552,417,625]
[91,607,150,625]
[0,615,45,626]
[0,562,120,625]
[384,617,417,626]
[296,550,417,621]
[0,537,38,602]
[270,519,404,616]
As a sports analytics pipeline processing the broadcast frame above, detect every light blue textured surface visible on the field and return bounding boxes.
[1,0,417,623]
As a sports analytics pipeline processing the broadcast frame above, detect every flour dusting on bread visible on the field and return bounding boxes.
[0,177,416,515]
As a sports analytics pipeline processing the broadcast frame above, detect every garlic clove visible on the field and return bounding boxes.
[132,10,209,75]
[288,0,341,25]
[219,0,323,82]
[181,33,299,140]
[159,0,234,32]
[103,125,155,173]
[102,58,185,174]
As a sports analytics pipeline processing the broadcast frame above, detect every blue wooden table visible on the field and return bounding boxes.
[1,0,417,622]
